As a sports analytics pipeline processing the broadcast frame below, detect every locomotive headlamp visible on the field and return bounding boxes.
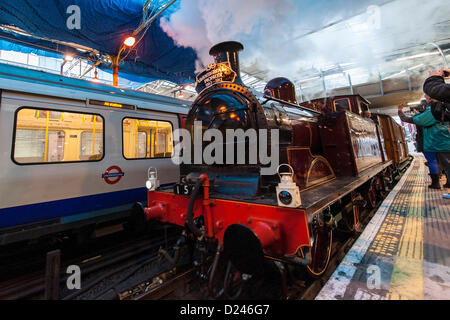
[146,167,159,191]
[276,164,301,208]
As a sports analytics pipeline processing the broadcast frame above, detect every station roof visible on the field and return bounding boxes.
[0,0,449,112]
[0,0,197,84]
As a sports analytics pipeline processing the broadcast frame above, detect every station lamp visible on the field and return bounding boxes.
[112,35,137,86]
[123,36,136,47]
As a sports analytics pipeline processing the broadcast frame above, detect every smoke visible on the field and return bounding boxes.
[160,0,449,86]
[160,0,302,73]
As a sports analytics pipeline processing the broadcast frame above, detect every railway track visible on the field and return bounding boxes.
[0,225,183,300]
[0,205,379,300]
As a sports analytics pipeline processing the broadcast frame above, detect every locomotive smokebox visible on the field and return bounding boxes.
[209,41,244,86]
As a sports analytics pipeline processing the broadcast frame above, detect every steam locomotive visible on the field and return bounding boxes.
[143,41,411,289]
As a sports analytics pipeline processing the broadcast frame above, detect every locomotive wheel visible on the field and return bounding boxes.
[361,179,377,210]
[374,176,387,200]
[366,181,377,209]
[340,204,358,234]
[306,214,333,277]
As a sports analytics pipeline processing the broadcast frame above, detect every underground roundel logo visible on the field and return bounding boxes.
[102,166,125,185]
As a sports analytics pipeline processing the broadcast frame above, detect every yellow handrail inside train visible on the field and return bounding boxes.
[92,115,96,156]
[135,119,139,158]
[43,111,49,162]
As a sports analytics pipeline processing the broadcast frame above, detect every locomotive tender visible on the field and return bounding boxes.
[144,41,411,280]
[0,63,188,245]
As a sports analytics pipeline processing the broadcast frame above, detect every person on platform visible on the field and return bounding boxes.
[398,100,444,189]
[398,100,427,153]
[422,68,450,198]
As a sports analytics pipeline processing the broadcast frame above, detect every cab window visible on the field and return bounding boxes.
[333,98,351,112]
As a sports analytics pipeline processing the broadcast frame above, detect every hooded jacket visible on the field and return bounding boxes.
[423,75,450,103]
[413,107,450,152]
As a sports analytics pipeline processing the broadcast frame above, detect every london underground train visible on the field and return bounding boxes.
[0,63,187,245]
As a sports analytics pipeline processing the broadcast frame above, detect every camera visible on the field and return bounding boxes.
[410,103,426,114]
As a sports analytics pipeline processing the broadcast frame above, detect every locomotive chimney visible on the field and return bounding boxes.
[209,41,244,86]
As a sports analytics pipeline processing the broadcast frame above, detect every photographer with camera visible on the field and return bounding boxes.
[398,100,427,152]
[398,99,444,189]
[423,68,450,198]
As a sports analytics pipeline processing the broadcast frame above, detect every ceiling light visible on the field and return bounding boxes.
[64,54,74,62]
[297,76,321,83]
[396,52,439,62]
[408,63,424,71]
[123,36,136,47]
[383,70,406,80]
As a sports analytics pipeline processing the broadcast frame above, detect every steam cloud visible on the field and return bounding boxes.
[160,0,449,85]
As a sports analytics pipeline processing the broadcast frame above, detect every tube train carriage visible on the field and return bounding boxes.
[0,63,188,246]
[144,41,412,280]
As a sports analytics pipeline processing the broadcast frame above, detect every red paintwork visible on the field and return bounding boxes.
[146,190,310,257]
[178,114,187,129]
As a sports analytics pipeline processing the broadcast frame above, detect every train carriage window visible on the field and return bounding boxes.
[138,131,147,158]
[122,118,173,159]
[80,131,103,160]
[13,108,104,164]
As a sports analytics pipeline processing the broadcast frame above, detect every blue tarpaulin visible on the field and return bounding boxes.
[0,0,197,84]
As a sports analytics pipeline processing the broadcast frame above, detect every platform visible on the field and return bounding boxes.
[316,155,450,300]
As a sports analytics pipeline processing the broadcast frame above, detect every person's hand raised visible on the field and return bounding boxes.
[398,102,407,111]
[429,69,444,77]
[441,67,450,79]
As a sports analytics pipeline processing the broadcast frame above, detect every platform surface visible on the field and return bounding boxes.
[316,155,450,300]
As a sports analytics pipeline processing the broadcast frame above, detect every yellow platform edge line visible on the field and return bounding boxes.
[387,158,424,300]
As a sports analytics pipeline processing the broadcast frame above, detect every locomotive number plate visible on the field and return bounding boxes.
[174,183,193,196]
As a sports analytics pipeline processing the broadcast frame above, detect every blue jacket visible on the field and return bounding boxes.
[413,108,450,152]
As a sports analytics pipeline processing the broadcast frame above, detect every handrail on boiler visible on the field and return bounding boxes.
[262,95,321,115]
